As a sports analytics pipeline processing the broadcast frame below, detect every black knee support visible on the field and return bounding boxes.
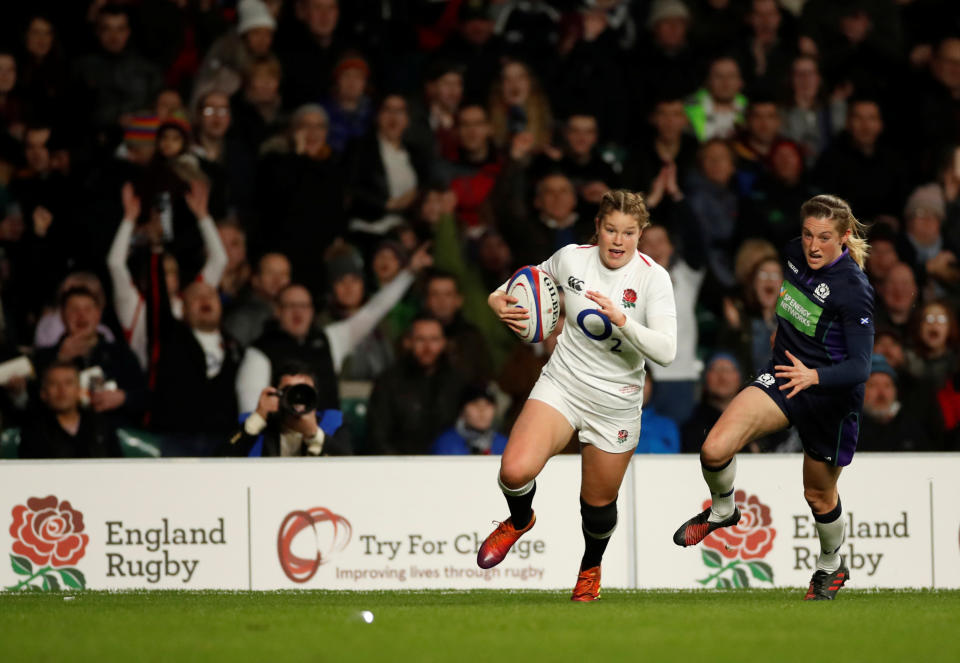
[580,497,618,538]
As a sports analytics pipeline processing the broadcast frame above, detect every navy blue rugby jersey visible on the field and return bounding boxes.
[772,238,875,390]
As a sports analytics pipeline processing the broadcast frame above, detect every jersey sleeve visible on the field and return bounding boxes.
[618,264,677,366]
[816,278,875,388]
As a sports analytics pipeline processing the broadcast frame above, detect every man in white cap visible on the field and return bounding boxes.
[195,0,277,98]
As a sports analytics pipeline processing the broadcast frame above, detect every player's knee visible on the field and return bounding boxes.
[803,487,836,514]
[700,436,732,468]
[580,497,617,538]
[499,457,536,489]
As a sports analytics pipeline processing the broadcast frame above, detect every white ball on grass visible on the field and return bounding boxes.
[360,610,374,624]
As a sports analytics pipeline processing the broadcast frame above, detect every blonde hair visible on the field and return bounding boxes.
[800,194,870,269]
[589,190,651,242]
[488,60,553,150]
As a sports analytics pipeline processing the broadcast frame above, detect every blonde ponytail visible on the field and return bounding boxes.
[800,194,870,270]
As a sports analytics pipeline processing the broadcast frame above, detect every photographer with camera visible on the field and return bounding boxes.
[223,362,350,457]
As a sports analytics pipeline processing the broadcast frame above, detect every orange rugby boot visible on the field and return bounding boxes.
[476,513,536,569]
[571,565,601,602]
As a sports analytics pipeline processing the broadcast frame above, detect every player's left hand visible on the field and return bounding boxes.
[774,350,819,399]
[585,290,626,327]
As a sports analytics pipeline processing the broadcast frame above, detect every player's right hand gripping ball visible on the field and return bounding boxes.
[507,266,560,343]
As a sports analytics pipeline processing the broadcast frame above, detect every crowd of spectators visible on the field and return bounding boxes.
[0,0,958,458]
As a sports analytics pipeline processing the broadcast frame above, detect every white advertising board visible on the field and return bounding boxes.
[0,454,956,593]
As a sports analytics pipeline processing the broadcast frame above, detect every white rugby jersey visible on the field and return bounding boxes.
[513,244,677,410]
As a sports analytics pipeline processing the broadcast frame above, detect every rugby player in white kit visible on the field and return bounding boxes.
[477,190,677,600]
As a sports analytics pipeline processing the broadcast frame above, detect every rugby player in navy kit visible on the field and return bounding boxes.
[673,195,874,600]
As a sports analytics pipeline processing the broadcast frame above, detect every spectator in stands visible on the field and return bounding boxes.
[488,59,553,152]
[107,181,227,372]
[546,113,619,207]
[624,96,698,198]
[0,51,24,140]
[151,281,243,452]
[684,56,747,142]
[18,15,70,128]
[407,60,464,162]
[898,183,960,299]
[236,243,431,412]
[635,371,680,454]
[875,262,918,338]
[813,98,904,220]
[217,220,251,304]
[370,239,418,344]
[719,253,783,376]
[280,0,348,109]
[779,54,847,167]
[904,300,959,388]
[33,287,146,428]
[865,223,901,288]
[258,104,345,292]
[736,0,795,96]
[732,97,784,196]
[431,382,507,455]
[224,252,291,347]
[638,222,705,426]
[438,1,505,102]
[742,139,817,249]
[229,57,286,160]
[72,4,162,132]
[492,2,560,77]
[681,353,745,454]
[156,89,185,121]
[345,94,427,248]
[315,246,393,380]
[423,271,492,384]
[496,170,591,268]
[196,0,276,98]
[224,360,351,457]
[632,0,699,115]
[686,138,740,289]
[688,0,745,59]
[34,273,116,350]
[368,315,465,454]
[323,53,373,154]
[910,37,960,178]
[860,354,942,452]
[435,104,502,229]
[19,361,120,459]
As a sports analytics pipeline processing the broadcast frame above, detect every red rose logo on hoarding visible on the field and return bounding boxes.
[6,496,88,592]
[277,507,352,583]
[696,490,776,589]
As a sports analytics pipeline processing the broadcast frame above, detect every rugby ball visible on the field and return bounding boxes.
[506,266,561,343]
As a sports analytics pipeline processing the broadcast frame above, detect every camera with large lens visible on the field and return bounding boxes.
[277,383,318,417]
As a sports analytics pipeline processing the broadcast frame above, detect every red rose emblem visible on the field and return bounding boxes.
[702,490,776,560]
[9,496,89,567]
[623,289,637,303]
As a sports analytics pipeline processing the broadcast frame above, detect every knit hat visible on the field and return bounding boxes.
[374,239,409,265]
[870,353,898,383]
[157,111,192,142]
[327,248,364,284]
[123,112,160,145]
[237,0,276,34]
[904,183,946,221]
[705,352,741,376]
[333,55,370,81]
[460,383,497,408]
[646,0,690,28]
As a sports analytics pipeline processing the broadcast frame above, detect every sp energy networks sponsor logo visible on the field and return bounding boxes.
[696,490,776,589]
[776,281,822,337]
[6,495,88,592]
[278,507,352,582]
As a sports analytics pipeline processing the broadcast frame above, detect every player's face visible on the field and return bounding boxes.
[596,211,641,270]
[801,217,850,270]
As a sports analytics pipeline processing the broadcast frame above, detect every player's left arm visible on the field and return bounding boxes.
[587,266,677,365]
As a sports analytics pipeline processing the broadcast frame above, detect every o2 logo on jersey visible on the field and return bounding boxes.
[814,283,830,301]
[576,309,622,353]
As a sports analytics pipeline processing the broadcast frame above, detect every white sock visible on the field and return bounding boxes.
[702,457,737,522]
[814,500,845,573]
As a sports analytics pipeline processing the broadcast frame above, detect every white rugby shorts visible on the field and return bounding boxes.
[528,374,642,454]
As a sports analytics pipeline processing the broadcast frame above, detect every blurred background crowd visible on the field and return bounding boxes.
[0,0,958,459]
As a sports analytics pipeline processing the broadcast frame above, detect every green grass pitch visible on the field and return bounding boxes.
[2,589,959,662]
